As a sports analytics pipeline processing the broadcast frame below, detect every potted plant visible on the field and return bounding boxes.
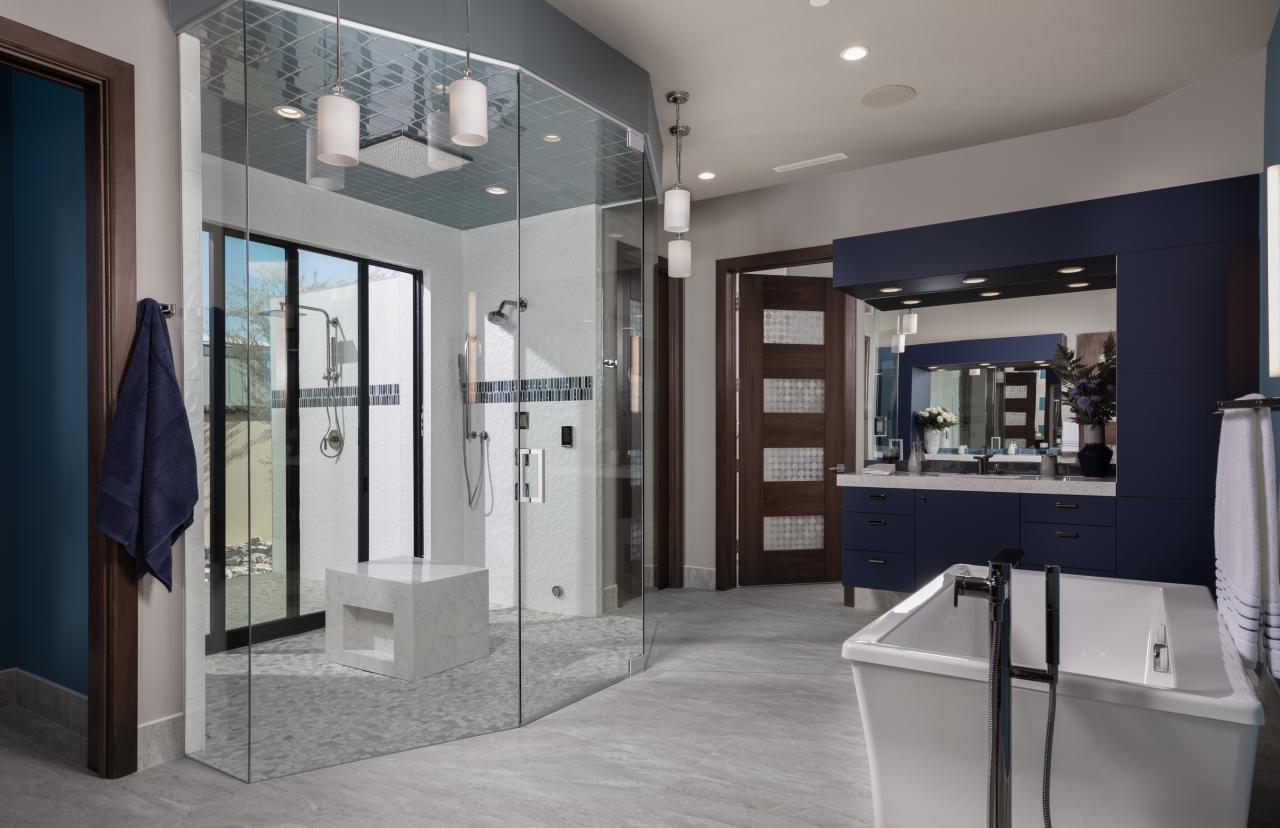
[914,406,958,455]
[1050,334,1117,478]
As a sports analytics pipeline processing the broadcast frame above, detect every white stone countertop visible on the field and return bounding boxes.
[835,472,1116,497]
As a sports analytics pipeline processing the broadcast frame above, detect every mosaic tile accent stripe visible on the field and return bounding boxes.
[763,378,824,413]
[271,384,400,408]
[469,376,594,404]
[763,515,824,551]
[763,309,824,345]
[763,447,824,482]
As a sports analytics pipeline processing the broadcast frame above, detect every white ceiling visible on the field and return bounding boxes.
[547,0,1279,199]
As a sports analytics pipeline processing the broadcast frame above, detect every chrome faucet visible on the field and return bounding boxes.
[953,552,1061,828]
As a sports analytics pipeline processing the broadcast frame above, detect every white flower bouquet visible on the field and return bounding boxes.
[915,406,958,432]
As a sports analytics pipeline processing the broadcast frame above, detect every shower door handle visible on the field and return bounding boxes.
[516,448,545,504]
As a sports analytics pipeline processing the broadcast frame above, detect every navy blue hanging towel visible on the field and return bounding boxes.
[95,299,197,590]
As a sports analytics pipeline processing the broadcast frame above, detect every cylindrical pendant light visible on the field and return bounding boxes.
[450,0,489,146]
[891,333,907,354]
[306,127,345,190]
[899,311,918,335]
[669,236,692,278]
[664,186,690,234]
[317,1,360,167]
[664,91,692,233]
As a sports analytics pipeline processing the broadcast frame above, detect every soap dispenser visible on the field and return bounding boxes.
[907,440,925,475]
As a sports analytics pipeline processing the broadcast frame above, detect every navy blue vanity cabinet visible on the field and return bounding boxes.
[842,488,915,592]
[1019,494,1118,575]
[913,491,1019,588]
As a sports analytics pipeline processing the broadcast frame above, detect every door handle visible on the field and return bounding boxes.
[1054,502,1079,510]
[1055,530,1078,539]
[827,463,846,473]
[869,493,887,501]
[515,448,545,504]
[867,519,887,527]
[867,558,887,566]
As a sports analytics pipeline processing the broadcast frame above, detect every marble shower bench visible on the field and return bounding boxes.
[325,558,490,681]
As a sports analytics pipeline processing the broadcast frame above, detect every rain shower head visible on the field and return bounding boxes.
[487,298,527,328]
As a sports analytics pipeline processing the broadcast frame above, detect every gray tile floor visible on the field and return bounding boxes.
[1,583,1277,827]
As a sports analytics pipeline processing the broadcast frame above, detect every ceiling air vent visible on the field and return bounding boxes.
[360,131,471,179]
[772,152,848,174]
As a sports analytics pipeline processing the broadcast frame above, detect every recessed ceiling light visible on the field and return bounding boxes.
[961,276,987,285]
[878,286,902,294]
[840,45,870,62]
[274,105,304,120]
[543,134,562,143]
[1067,281,1090,289]
[773,152,848,173]
[486,185,509,195]
[1036,360,1048,365]
[810,0,830,6]
[607,232,624,239]
[979,363,991,367]
[902,298,921,305]
[928,365,939,370]
[698,171,716,180]
[1003,367,1015,373]
[979,291,1001,298]
[1057,266,1084,274]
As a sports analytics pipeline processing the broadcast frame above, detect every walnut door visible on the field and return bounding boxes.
[738,274,853,585]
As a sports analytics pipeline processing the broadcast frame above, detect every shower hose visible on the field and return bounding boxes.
[985,618,1057,828]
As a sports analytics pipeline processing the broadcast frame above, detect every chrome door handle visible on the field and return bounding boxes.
[1055,530,1079,539]
[515,448,545,504]
[827,463,846,473]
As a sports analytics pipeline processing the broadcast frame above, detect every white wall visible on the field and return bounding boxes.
[3,0,184,732]
[905,289,1117,347]
[680,49,1267,577]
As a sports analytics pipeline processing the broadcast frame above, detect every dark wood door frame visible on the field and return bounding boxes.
[654,258,684,588]
[0,16,138,778]
[715,245,844,591]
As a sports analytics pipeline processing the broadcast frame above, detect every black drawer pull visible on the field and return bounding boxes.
[1055,503,1079,510]
[1055,530,1079,539]
[869,493,887,501]
[867,519,887,527]
[868,558,887,565]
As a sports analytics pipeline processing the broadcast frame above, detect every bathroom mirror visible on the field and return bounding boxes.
[863,282,1117,466]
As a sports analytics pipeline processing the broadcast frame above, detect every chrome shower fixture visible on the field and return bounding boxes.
[486,297,527,328]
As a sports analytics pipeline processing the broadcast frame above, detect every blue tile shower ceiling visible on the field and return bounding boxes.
[189,3,645,231]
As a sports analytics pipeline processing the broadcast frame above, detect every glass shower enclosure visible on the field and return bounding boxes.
[179,1,654,781]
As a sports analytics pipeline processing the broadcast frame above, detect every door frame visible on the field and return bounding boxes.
[0,15,139,778]
[654,258,684,588]
[714,245,846,591]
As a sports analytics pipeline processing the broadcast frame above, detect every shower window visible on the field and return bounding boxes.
[202,224,423,651]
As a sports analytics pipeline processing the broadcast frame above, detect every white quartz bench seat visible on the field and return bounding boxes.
[325,557,489,681]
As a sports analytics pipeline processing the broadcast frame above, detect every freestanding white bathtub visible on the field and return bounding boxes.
[843,565,1263,827]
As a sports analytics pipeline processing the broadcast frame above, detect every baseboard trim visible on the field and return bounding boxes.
[138,713,185,770]
[2,668,88,736]
[682,565,716,591]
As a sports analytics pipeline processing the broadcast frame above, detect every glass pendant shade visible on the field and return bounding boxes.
[668,238,692,278]
[316,92,360,167]
[449,76,489,146]
[899,311,918,335]
[664,186,690,234]
[306,127,345,191]
[891,333,907,354]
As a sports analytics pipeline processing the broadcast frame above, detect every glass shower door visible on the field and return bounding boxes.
[516,72,649,722]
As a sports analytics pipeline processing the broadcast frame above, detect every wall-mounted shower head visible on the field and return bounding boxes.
[486,298,527,329]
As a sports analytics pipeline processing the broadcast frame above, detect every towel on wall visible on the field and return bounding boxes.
[95,299,198,591]
[1214,393,1280,680]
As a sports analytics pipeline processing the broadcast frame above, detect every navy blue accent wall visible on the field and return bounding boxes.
[1,67,89,693]
[895,334,1066,445]
[0,68,13,672]
[835,176,1258,290]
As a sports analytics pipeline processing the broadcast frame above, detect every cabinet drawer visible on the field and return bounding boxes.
[843,511,914,554]
[843,549,914,592]
[1020,494,1115,526]
[842,487,915,515]
[1020,523,1116,572]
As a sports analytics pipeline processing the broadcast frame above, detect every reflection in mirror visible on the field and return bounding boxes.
[863,286,1116,474]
